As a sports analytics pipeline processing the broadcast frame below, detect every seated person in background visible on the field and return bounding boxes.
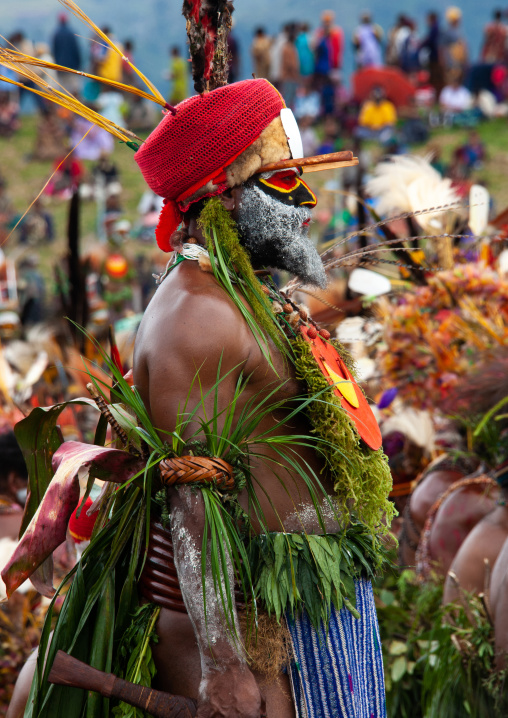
[439,72,473,122]
[357,86,397,142]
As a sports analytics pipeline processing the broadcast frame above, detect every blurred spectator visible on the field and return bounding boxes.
[51,12,82,94]
[92,27,123,82]
[280,26,300,109]
[93,152,119,188]
[126,95,157,132]
[386,15,410,66]
[19,255,46,325]
[251,28,272,80]
[457,130,487,170]
[439,72,473,123]
[353,11,383,69]
[96,88,125,128]
[0,91,20,137]
[122,39,136,85]
[0,431,28,540]
[271,24,290,87]
[32,106,68,161]
[0,178,15,244]
[357,86,397,141]
[439,73,473,112]
[298,116,319,157]
[420,12,443,94]
[414,70,436,109]
[441,6,468,83]
[19,199,54,246]
[314,11,344,75]
[71,116,114,160]
[294,80,321,120]
[399,20,421,74]
[169,46,189,104]
[227,26,240,83]
[317,116,340,154]
[46,154,84,198]
[481,9,508,64]
[295,23,314,77]
[8,31,47,112]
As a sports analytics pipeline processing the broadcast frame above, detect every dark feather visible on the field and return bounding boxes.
[182,0,234,93]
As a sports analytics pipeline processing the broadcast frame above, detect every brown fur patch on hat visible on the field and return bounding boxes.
[184,116,289,205]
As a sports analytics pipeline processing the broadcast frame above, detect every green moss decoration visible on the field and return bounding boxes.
[294,336,394,535]
[198,197,287,355]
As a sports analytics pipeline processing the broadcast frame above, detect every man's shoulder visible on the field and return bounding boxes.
[140,262,253,347]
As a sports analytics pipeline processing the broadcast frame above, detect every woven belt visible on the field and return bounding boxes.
[159,455,235,491]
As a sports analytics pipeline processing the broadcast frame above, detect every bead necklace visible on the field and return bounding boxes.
[257,275,331,342]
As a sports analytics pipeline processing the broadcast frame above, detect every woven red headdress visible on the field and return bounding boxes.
[135,79,285,251]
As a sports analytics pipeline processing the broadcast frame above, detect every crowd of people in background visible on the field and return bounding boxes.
[0,6,507,331]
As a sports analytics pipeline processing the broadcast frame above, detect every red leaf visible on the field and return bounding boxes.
[1,441,143,597]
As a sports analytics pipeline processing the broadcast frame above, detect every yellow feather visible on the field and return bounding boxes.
[58,0,165,104]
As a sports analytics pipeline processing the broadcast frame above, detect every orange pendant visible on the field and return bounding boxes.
[300,326,382,451]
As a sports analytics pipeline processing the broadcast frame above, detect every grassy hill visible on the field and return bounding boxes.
[2,113,508,290]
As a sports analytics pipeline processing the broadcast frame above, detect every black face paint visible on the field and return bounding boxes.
[253,169,317,208]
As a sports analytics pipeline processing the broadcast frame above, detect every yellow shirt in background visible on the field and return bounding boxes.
[358,100,397,130]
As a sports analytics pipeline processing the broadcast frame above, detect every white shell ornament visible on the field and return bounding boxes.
[280,107,304,160]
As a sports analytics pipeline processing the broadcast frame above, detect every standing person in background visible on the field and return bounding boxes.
[295,23,314,79]
[227,24,240,82]
[481,9,508,64]
[251,28,272,80]
[270,24,289,88]
[51,13,81,94]
[353,11,384,69]
[420,11,444,95]
[441,6,468,83]
[280,24,300,109]
[122,39,137,85]
[386,15,409,66]
[168,47,189,104]
[314,10,344,77]
[92,27,123,83]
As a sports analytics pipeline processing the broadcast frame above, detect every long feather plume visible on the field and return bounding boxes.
[0,63,140,144]
[2,47,168,108]
[183,0,234,94]
[58,0,165,105]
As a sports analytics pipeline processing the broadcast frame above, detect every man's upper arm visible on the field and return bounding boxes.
[146,291,255,438]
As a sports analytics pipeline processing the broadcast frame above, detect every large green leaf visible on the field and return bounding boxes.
[1,440,143,597]
[14,399,98,536]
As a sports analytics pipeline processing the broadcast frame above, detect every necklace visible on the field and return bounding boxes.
[258,277,382,451]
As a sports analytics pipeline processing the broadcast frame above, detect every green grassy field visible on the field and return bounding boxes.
[2,114,508,289]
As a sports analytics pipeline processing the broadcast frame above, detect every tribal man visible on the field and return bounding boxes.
[1,4,392,718]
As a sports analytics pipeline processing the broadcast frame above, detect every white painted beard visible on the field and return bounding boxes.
[237,184,327,289]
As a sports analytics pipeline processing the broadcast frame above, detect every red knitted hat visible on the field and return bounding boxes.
[135,79,286,251]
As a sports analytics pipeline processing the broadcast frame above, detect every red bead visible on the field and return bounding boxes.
[282,303,293,313]
[319,329,331,340]
[261,285,270,295]
[307,326,318,339]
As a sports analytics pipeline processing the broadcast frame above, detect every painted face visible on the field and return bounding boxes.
[254,170,317,210]
[237,171,326,289]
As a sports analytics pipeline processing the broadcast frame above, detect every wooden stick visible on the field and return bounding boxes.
[256,150,355,174]
[48,650,197,718]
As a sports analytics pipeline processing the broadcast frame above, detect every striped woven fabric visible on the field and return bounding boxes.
[286,578,386,718]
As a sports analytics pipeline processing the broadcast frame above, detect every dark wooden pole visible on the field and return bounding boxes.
[48,650,197,718]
